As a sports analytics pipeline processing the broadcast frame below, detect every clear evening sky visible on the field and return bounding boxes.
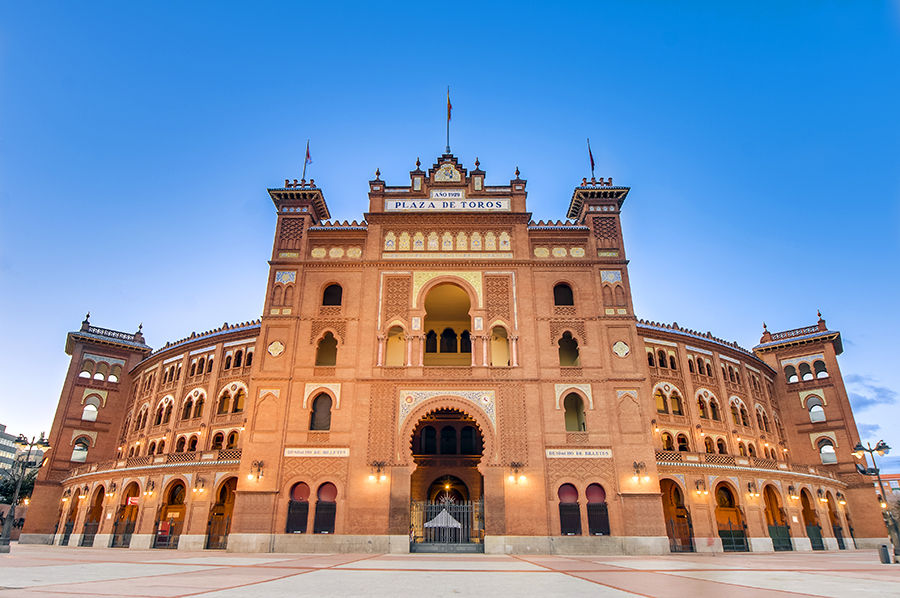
[1,3,898,470]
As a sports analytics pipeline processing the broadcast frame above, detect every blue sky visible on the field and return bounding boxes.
[1,3,898,470]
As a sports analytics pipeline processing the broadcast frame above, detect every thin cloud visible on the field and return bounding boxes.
[857,422,881,439]
[845,374,898,410]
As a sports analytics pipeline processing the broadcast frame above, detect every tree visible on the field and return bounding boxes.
[0,469,37,504]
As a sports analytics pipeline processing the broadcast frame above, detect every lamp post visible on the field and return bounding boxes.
[853,439,900,557]
[0,433,50,554]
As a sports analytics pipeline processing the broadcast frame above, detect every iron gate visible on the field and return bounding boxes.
[205,516,231,550]
[152,519,181,549]
[79,522,99,547]
[718,521,749,552]
[666,516,695,553]
[410,500,483,552]
[833,525,846,550]
[806,524,825,551]
[59,521,74,546]
[768,524,793,551]
[110,519,135,548]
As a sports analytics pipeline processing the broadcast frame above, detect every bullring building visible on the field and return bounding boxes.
[22,151,889,554]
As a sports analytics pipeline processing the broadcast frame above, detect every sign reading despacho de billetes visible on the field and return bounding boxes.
[385,189,510,212]
[284,447,350,457]
[545,448,612,459]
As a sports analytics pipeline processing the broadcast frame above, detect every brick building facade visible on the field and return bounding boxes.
[21,153,889,554]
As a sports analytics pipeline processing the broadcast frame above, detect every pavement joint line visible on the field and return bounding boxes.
[639,567,826,597]
[508,554,659,598]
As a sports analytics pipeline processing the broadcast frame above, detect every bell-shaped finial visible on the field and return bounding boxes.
[514,166,520,178]
[762,321,767,331]
[474,157,480,168]
[375,168,381,180]
[415,157,421,169]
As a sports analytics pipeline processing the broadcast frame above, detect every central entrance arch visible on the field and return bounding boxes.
[409,408,485,552]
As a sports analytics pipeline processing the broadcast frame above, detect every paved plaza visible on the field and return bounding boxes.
[0,546,898,597]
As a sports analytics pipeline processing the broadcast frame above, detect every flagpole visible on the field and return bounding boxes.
[446,86,451,154]
[302,139,309,180]
[587,138,595,179]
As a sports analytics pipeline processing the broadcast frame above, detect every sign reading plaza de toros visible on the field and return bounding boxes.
[385,189,510,212]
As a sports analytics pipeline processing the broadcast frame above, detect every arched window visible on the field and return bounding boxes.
[818,438,837,464]
[181,399,194,420]
[81,399,100,422]
[286,482,310,534]
[148,441,156,455]
[647,351,655,367]
[784,365,798,383]
[71,438,90,462]
[424,330,438,353]
[763,413,771,433]
[728,366,735,382]
[661,432,675,451]
[218,391,231,415]
[670,392,683,415]
[655,389,668,414]
[189,362,197,377]
[747,443,756,457]
[313,482,338,534]
[756,411,764,429]
[669,355,677,370]
[613,285,626,307]
[226,431,239,449]
[224,354,232,369]
[740,407,749,427]
[460,426,477,454]
[175,437,186,453]
[232,389,246,413]
[698,399,709,419]
[309,394,332,431]
[730,403,740,424]
[283,285,294,305]
[94,362,108,381]
[717,438,727,454]
[246,351,253,367]
[422,426,437,454]
[553,283,574,306]
[207,357,214,373]
[156,440,165,454]
[676,434,689,452]
[440,426,457,454]
[558,332,580,366]
[211,433,224,450]
[806,396,825,423]
[586,483,610,536]
[814,360,828,379]
[385,326,406,366]
[705,437,715,453]
[563,393,586,431]
[688,358,695,373]
[315,332,338,366]
[234,350,243,368]
[79,360,95,378]
[490,326,510,366]
[110,364,122,383]
[163,402,173,424]
[154,405,164,426]
[706,362,713,377]
[799,362,813,381]
[440,328,458,353]
[709,398,721,421]
[738,442,747,457]
[187,436,198,452]
[658,350,667,369]
[716,485,736,508]
[459,330,472,353]
[193,397,204,418]
[322,284,343,306]
[557,484,581,535]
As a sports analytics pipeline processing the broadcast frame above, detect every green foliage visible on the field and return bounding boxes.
[0,469,37,504]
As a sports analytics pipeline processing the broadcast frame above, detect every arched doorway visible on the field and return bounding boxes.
[409,408,484,552]
[763,485,792,551]
[110,482,139,548]
[826,492,846,549]
[153,481,186,549]
[423,283,472,366]
[586,483,610,536]
[79,486,105,547]
[59,488,83,546]
[206,477,236,549]
[800,489,825,550]
[660,479,694,552]
[285,482,311,534]
[714,483,748,551]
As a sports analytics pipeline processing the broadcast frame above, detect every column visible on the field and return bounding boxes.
[510,335,519,367]
[376,335,385,366]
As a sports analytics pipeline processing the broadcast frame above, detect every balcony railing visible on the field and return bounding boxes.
[64,449,242,480]
[655,450,837,480]
[771,325,820,341]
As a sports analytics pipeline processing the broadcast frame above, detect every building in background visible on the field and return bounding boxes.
[20,150,890,554]
[0,426,17,473]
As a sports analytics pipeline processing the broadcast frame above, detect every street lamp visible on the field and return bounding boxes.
[853,439,899,557]
[0,433,51,554]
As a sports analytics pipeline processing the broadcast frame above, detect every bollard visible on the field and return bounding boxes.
[879,544,892,564]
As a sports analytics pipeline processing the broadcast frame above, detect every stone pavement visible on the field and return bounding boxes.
[0,545,898,597]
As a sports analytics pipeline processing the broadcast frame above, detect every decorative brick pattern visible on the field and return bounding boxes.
[485,275,510,323]
[498,385,527,466]
[550,320,586,345]
[382,277,411,326]
[310,320,346,344]
[280,218,304,250]
[367,384,395,464]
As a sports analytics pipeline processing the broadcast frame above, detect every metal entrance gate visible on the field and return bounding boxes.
[806,524,825,551]
[205,516,231,550]
[718,521,750,552]
[59,521,74,546]
[833,525,846,550]
[79,522,99,547]
[410,500,483,553]
[666,516,695,553]
[110,519,135,548]
[768,524,793,551]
